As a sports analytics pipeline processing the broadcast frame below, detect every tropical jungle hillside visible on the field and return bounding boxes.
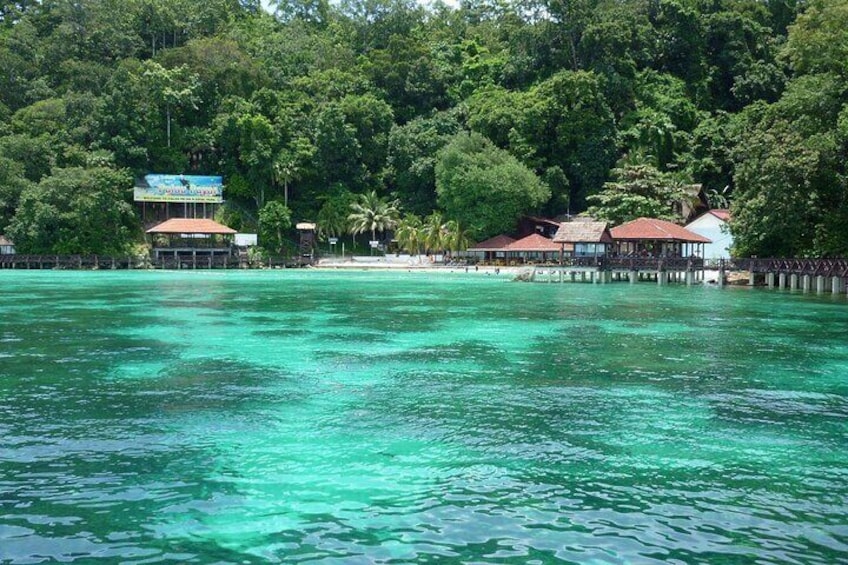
[1,0,846,257]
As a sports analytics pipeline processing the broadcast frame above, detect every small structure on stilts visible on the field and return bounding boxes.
[297,222,317,265]
[522,217,711,285]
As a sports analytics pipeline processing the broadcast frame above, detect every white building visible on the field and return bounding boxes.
[685,209,732,259]
[0,235,15,255]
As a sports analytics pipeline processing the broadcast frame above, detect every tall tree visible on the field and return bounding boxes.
[259,200,293,253]
[435,132,550,239]
[7,166,137,255]
[142,61,200,148]
[586,163,689,225]
[386,110,462,214]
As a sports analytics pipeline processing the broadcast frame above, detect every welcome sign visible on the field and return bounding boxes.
[134,174,224,203]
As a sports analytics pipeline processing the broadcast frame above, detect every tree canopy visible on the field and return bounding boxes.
[0,0,845,256]
[435,132,550,239]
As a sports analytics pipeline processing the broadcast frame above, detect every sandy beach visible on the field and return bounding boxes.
[314,255,724,284]
[313,255,524,277]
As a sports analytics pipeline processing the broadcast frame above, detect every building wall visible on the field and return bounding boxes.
[685,214,732,259]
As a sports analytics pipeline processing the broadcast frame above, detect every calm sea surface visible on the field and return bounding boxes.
[1,270,847,564]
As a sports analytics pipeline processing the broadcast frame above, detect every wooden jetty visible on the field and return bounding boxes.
[0,255,136,270]
[731,258,848,295]
[525,256,848,296]
[527,256,706,285]
[0,254,302,270]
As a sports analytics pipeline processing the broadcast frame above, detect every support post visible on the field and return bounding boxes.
[815,275,825,294]
[629,270,637,284]
[766,272,775,289]
[832,276,843,295]
[790,274,798,290]
[779,273,787,289]
[802,274,812,292]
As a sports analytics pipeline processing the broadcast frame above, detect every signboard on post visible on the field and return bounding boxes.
[134,174,224,203]
[369,240,380,248]
[328,238,338,245]
[235,233,258,247]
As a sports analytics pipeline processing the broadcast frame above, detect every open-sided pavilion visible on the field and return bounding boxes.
[501,233,561,264]
[467,234,516,263]
[146,218,237,260]
[611,217,710,257]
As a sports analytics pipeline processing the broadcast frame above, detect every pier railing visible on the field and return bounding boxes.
[727,258,848,278]
[0,253,306,270]
[556,256,704,271]
[0,255,136,269]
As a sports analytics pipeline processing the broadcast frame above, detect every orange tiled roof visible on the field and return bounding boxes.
[709,209,731,221]
[503,233,561,252]
[611,217,711,243]
[468,234,516,251]
[146,218,237,235]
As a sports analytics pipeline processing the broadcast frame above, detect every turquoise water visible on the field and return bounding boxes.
[1,271,847,564]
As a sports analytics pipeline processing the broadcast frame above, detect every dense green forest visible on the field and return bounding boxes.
[1,0,846,257]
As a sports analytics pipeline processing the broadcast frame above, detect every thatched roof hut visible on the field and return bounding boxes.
[552,222,614,245]
[552,221,613,257]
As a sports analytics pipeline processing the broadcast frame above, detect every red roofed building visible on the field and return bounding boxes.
[147,218,237,260]
[146,218,237,235]
[467,234,516,263]
[502,233,561,263]
[611,217,711,257]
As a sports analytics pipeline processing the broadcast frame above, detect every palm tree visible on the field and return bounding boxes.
[272,154,296,208]
[423,212,446,255]
[395,214,424,255]
[442,219,472,256]
[348,191,400,250]
[705,185,731,209]
[317,193,354,239]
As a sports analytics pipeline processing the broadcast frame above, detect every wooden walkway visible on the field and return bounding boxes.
[526,256,705,285]
[732,258,848,278]
[0,254,302,270]
[526,256,848,295]
[725,258,848,293]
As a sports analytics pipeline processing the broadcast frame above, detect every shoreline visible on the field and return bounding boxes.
[312,259,522,276]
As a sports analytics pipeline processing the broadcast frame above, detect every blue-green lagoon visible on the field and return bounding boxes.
[1,270,847,563]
